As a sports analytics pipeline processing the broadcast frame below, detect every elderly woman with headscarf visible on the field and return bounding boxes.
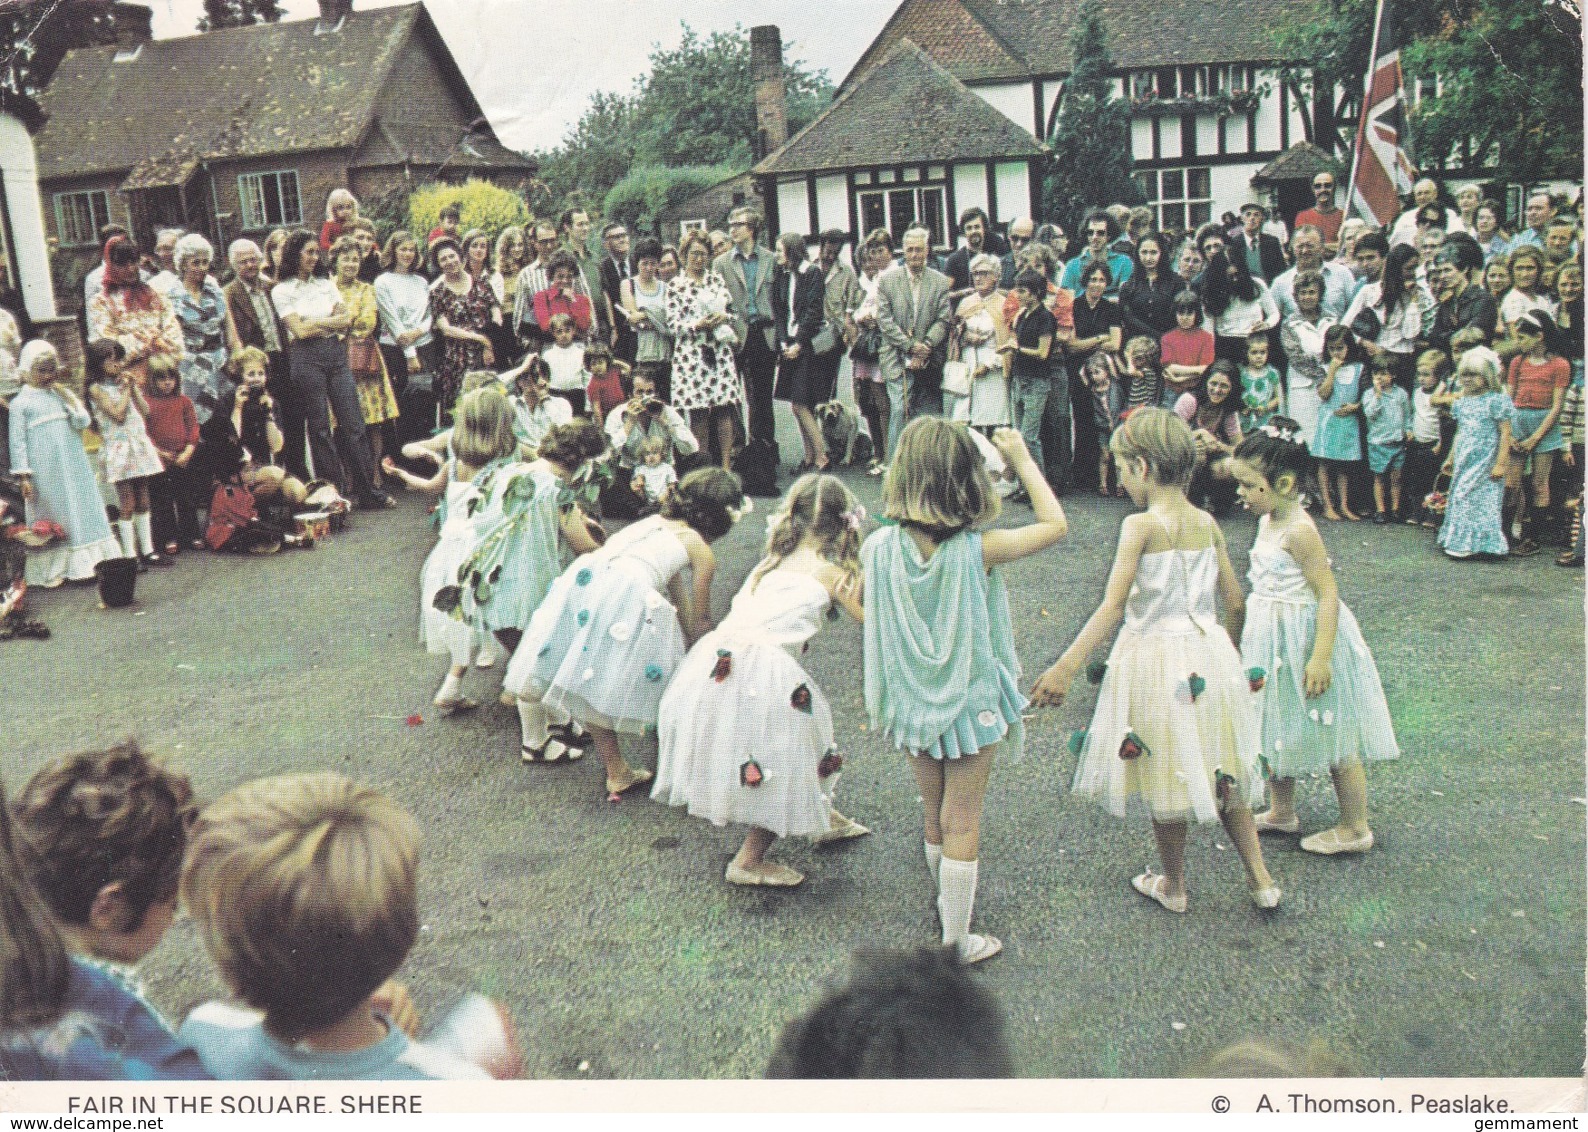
[168,233,241,425]
[87,236,184,392]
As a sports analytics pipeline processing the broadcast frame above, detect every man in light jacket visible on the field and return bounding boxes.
[875,225,951,452]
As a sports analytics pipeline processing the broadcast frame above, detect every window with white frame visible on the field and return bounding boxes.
[857,184,946,249]
[1135,167,1212,233]
[54,190,111,247]
[238,170,303,230]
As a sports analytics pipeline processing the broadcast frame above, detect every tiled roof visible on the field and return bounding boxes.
[34,2,529,183]
[756,38,1044,176]
[1252,141,1338,183]
[844,0,1297,88]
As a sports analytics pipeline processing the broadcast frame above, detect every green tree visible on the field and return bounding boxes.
[1041,0,1142,230]
[536,24,833,216]
[0,1,127,99]
[1272,0,1579,178]
[198,0,285,32]
[602,162,739,230]
[1402,0,1582,180]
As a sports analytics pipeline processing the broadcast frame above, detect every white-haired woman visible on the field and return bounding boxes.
[171,232,240,424]
[319,187,359,252]
[952,251,1010,431]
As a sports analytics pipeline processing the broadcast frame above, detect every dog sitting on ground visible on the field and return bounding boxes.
[816,401,874,467]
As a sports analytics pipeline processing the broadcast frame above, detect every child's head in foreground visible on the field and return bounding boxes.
[12,740,195,966]
[1108,407,1196,492]
[883,417,1000,536]
[765,946,1012,1079]
[180,772,418,1040]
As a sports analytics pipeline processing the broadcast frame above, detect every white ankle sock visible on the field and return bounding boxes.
[115,520,136,559]
[436,671,463,703]
[517,699,549,748]
[924,841,943,886]
[936,856,978,952]
[133,513,155,556]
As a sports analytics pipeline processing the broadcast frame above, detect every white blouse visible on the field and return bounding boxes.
[373,271,435,354]
[271,276,342,324]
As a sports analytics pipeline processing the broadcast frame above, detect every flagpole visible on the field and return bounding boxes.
[1345,0,1389,221]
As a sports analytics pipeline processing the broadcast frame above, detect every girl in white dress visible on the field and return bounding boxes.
[504,467,745,797]
[383,386,517,716]
[85,340,166,567]
[1032,408,1278,913]
[1227,420,1399,855]
[655,474,869,887]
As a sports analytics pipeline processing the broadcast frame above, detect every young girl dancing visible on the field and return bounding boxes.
[1031,408,1278,913]
[1228,419,1399,853]
[459,417,607,755]
[864,420,1067,963]
[656,473,869,887]
[506,467,745,796]
[85,340,168,568]
[385,386,517,716]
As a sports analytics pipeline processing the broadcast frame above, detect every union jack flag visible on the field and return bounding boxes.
[1347,0,1416,227]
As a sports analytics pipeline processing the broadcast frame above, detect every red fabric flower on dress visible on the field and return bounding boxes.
[1118,731,1149,760]
[817,751,842,778]
[790,683,813,714]
[711,649,732,682]
[739,759,763,788]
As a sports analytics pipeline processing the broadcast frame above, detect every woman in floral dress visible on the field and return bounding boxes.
[429,236,498,420]
[664,229,744,469]
[167,234,240,426]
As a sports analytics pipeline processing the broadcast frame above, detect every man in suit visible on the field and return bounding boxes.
[875,225,951,451]
[598,221,636,364]
[714,206,778,447]
[225,238,307,481]
[1230,202,1287,283]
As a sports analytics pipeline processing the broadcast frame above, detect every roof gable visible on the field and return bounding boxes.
[34,3,524,184]
[841,0,1030,90]
[847,0,1297,87]
[756,37,1043,177]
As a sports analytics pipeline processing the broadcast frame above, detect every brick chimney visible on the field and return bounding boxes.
[316,0,353,32]
[750,25,788,160]
[110,3,153,52]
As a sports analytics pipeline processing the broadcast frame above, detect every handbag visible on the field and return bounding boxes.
[942,359,973,398]
[1348,305,1382,344]
[346,336,382,377]
[811,322,838,355]
[205,482,257,551]
[850,325,881,363]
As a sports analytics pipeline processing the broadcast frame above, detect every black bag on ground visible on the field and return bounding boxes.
[733,437,781,497]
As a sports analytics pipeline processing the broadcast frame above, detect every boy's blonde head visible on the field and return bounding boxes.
[1109,407,1196,490]
[233,346,269,375]
[180,773,418,1040]
[882,418,998,537]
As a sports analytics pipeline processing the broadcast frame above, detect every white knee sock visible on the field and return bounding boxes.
[517,699,549,749]
[936,856,978,952]
[133,513,155,556]
[115,519,136,559]
[924,841,943,887]
[436,670,463,703]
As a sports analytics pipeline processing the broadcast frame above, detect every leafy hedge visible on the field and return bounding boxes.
[405,179,533,247]
[601,163,739,232]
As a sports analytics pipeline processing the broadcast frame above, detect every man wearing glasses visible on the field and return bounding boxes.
[1000,217,1040,288]
[1295,173,1345,253]
[1059,209,1132,298]
[513,221,565,352]
[600,222,635,363]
